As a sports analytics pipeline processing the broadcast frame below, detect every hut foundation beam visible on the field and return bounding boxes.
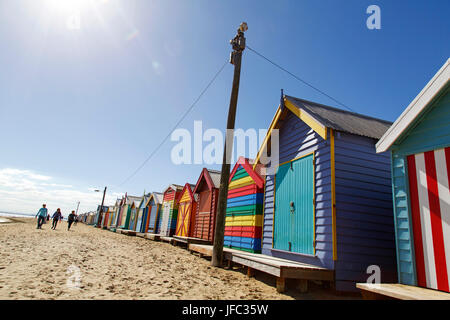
[247,267,255,278]
[276,277,286,293]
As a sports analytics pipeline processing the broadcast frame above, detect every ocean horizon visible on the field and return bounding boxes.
[0,211,35,219]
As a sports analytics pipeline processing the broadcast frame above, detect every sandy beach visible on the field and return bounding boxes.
[0,218,354,300]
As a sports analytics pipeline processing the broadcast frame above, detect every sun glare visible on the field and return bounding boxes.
[45,0,95,13]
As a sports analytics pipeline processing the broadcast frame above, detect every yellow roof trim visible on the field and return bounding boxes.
[284,98,327,140]
[253,98,329,167]
[253,105,282,170]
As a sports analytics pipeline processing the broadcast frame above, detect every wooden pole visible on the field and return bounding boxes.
[97,186,107,227]
[211,23,247,267]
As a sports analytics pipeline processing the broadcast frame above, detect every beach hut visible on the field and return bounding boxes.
[108,199,121,228]
[253,93,398,291]
[145,192,164,234]
[112,195,125,229]
[106,205,115,228]
[117,195,141,230]
[224,157,265,253]
[192,168,221,242]
[128,201,138,231]
[175,183,198,237]
[102,207,111,229]
[371,60,450,295]
[159,184,184,236]
[135,194,149,233]
[128,196,143,231]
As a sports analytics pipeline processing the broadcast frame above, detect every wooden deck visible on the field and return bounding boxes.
[188,244,334,293]
[144,233,160,241]
[136,232,146,238]
[120,230,136,236]
[357,283,450,300]
[160,236,175,244]
[173,236,211,246]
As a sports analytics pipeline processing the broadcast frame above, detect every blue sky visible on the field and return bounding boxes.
[0,0,449,214]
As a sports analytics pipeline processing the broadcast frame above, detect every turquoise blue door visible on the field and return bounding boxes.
[274,154,314,255]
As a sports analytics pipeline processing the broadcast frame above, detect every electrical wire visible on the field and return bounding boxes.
[118,60,229,187]
[246,45,356,113]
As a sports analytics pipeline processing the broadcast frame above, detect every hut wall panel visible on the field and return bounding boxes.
[262,112,333,269]
[334,131,397,291]
[159,189,182,236]
[225,165,264,253]
[389,90,450,286]
[193,181,217,242]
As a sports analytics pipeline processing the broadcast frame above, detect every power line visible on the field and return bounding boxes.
[118,60,229,187]
[246,45,356,113]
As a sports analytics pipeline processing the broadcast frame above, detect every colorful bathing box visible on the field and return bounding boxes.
[224,157,265,253]
[159,184,184,236]
[254,94,398,291]
[192,169,221,243]
[375,59,450,294]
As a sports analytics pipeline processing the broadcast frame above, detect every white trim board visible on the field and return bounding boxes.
[376,58,450,153]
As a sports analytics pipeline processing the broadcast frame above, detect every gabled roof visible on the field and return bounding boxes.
[145,192,164,206]
[285,95,392,140]
[254,94,392,167]
[163,184,184,194]
[125,195,142,206]
[376,59,450,153]
[229,157,265,189]
[138,193,151,208]
[178,183,196,204]
[193,168,221,193]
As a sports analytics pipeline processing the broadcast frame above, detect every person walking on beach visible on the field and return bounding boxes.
[51,208,62,230]
[67,210,76,231]
[35,204,47,229]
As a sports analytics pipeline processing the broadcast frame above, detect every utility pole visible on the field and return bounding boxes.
[212,22,247,267]
[97,186,107,228]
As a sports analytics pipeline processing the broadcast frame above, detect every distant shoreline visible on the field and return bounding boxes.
[0,212,35,219]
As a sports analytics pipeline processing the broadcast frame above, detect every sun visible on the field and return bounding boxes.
[45,0,93,13]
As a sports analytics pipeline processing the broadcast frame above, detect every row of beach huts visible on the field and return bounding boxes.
[80,60,450,299]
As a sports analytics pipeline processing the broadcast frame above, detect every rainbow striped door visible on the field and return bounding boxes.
[407,147,450,293]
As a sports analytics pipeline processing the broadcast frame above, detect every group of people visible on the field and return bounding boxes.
[35,204,78,231]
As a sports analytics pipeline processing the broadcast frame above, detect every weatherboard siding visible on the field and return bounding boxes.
[390,88,450,286]
[262,112,334,269]
[334,131,397,291]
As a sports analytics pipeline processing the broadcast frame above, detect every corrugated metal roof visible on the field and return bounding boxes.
[286,95,392,139]
[126,195,142,205]
[152,192,163,204]
[207,169,221,188]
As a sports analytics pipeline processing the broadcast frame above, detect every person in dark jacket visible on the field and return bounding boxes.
[67,210,76,231]
[51,208,62,230]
